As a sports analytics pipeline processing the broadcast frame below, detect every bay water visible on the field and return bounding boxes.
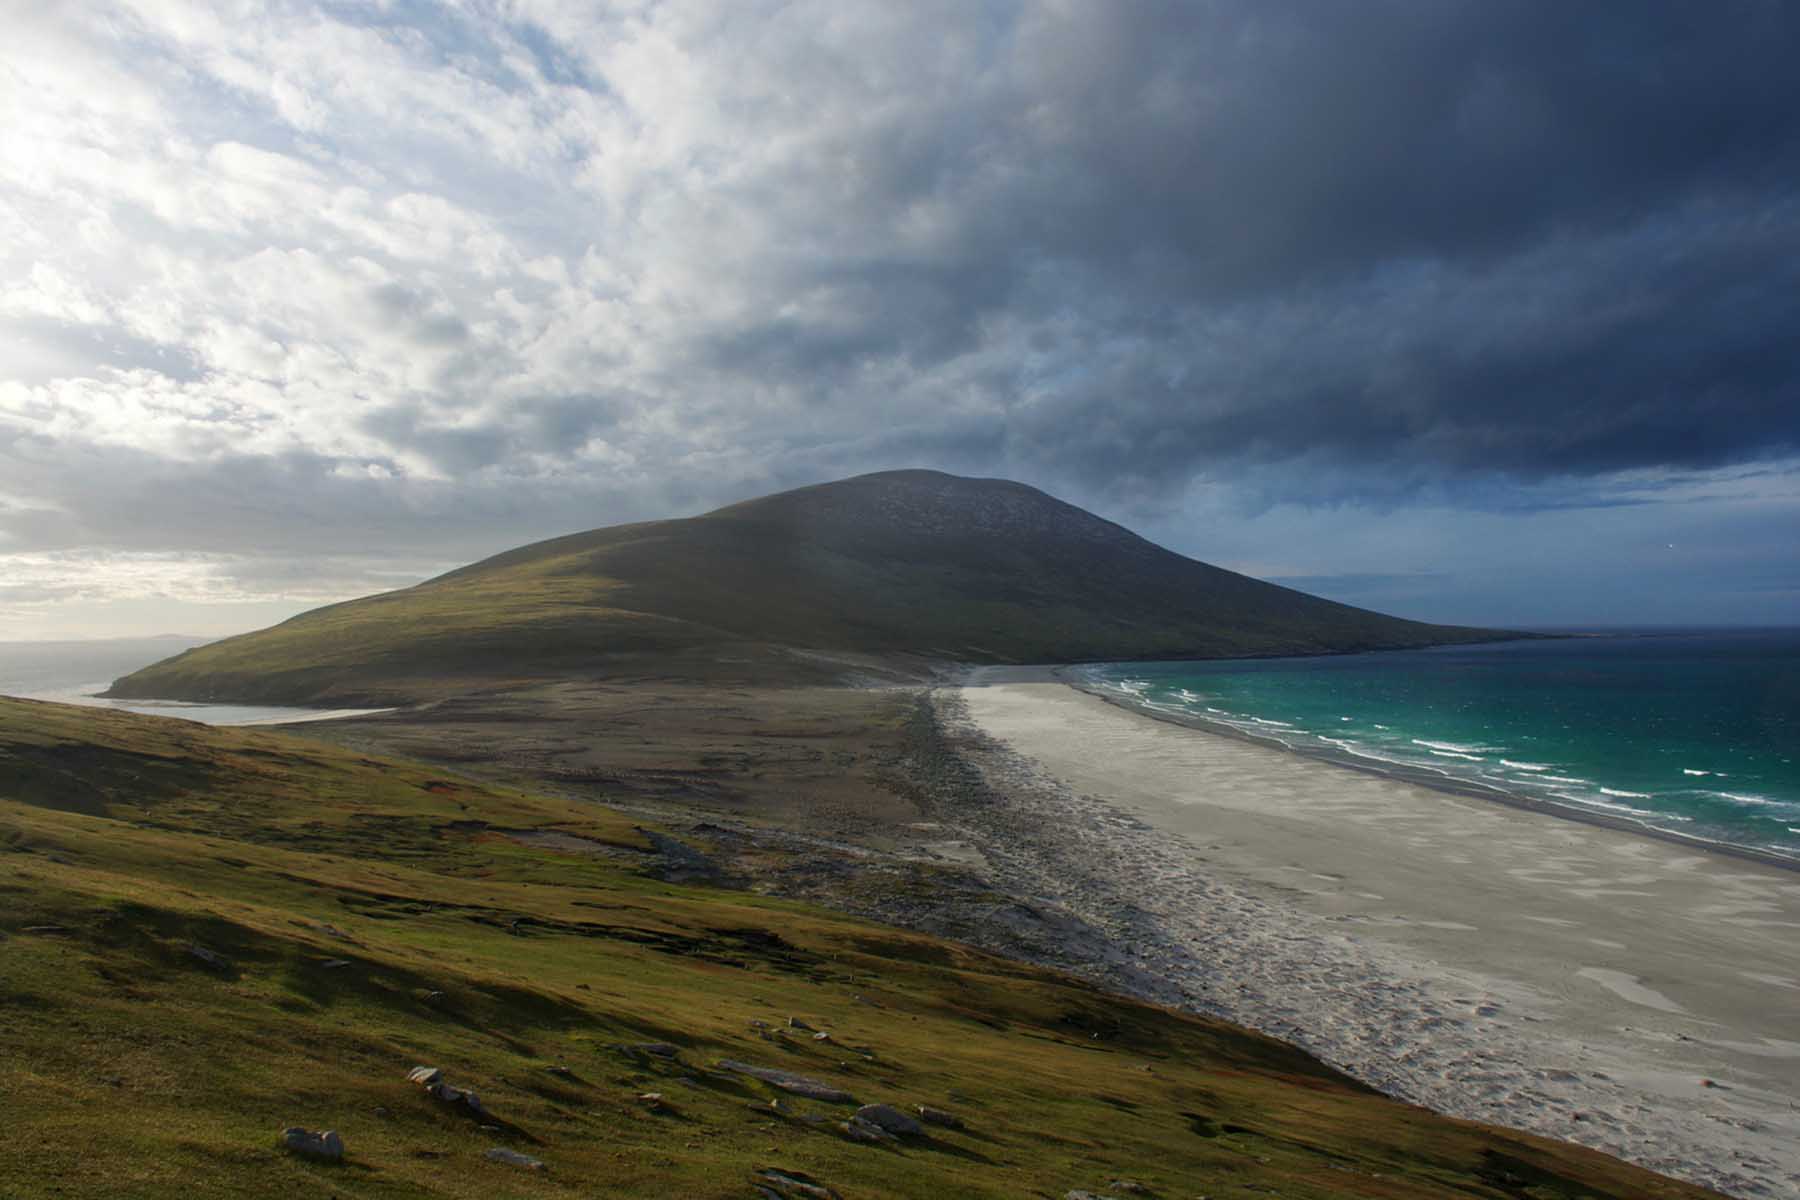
[0,637,389,726]
[1079,629,1800,864]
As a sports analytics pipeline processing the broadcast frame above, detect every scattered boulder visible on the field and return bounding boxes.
[916,1105,964,1130]
[854,1103,922,1138]
[318,958,351,970]
[407,1065,484,1114]
[427,1080,484,1114]
[753,1168,842,1199]
[921,1101,964,1129]
[1108,1183,1154,1196]
[277,1127,344,1162]
[717,1060,857,1104]
[544,1065,574,1078]
[1064,1192,1120,1200]
[841,1116,897,1144]
[484,1147,544,1171]
[187,944,230,971]
[637,1092,666,1109]
[787,1017,814,1031]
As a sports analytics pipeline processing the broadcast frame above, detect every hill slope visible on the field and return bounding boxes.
[0,695,1715,1199]
[109,470,1505,704]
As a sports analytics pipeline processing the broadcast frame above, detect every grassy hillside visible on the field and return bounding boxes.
[107,471,1507,705]
[0,696,1715,1199]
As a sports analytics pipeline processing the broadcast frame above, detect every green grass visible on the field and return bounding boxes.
[107,471,1512,704]
[0,697,1716,1199]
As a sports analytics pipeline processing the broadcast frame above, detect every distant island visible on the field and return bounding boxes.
[107,469,1508,705]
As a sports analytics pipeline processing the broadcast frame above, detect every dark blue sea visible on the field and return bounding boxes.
[1078,629,1800,864]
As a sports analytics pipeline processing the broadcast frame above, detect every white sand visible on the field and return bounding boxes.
[950,679,1800,1198]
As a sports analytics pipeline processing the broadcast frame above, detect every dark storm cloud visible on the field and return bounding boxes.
[662,0,1800,495]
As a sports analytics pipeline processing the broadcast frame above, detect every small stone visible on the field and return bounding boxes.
[787,1017,814,1031]
[544,1065,574,1078]
[187,944,230,970]
[427,1080,484,1114]
[854,1103,922,1137]
[277,1127,344,1162]
[812,1031,832,1043]
[407,1066,443,1086]
[1108,1183,1153,1196]
[916,1105,963,1130]
[483,1147,544,1171]
[637,1092,665,1109]
[716,1060,857,1104]
[319,958,351,970]
[753,1168,843,1199]
[841,1116,896,1144]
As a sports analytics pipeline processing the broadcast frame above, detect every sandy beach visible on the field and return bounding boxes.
[948,677,1800,1198]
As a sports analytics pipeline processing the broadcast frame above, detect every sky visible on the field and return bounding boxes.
[2,0,1797,640]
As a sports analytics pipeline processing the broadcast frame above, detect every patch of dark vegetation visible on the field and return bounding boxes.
[1478,1149,1619,1199]
[0,741,216,817]
[1181,1111,1222,1137]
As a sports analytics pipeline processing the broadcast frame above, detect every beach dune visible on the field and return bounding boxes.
[954,678,1800,1198]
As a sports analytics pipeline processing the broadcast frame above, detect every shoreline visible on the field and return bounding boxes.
[1056,670,1800,877]
[944,678,1800,1199]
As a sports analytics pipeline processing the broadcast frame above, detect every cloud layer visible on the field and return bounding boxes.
[2,1,1796,631]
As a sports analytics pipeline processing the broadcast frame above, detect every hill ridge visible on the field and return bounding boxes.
[108,471,1509,704]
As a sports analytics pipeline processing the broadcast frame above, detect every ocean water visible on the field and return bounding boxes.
[1078,629,1800,864]
[0,637,389,726]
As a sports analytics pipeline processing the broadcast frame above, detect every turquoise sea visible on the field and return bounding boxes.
[1078,629,1800,864]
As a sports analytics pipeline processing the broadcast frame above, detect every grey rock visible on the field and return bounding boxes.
[787,1017,814,1031]
[916,1105,964,1130]
[277,1127,344,1162]
[753,1168,843,1199]
[716,1060,856,1104]
[187,943,230,970]
[483,1147,544,1171]
[1065,1192,1121,1200]
[1108,1183,1152,1196]
[842,1116,897,1143]
[319,958,351,970]
[406,1066,442,1085]
[427,1080,484,1114]
[854,1103,922,1137]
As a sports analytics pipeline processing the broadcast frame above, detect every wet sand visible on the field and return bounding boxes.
[954,679,1800,1198]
